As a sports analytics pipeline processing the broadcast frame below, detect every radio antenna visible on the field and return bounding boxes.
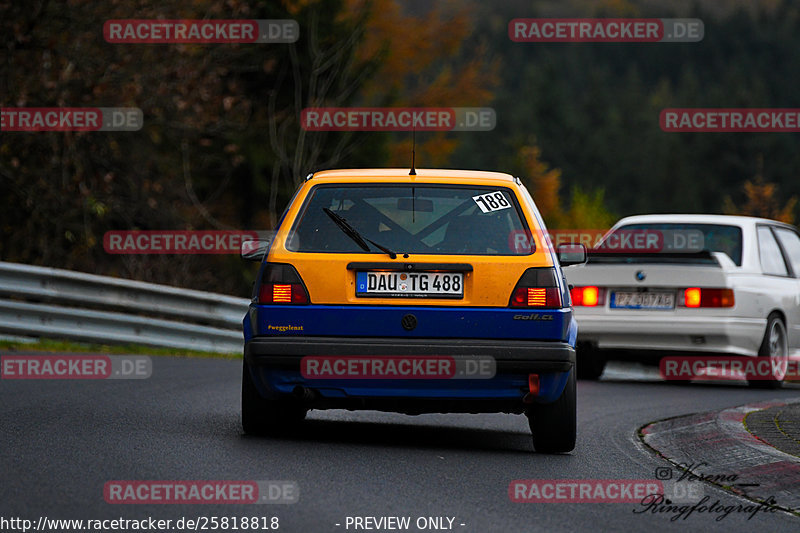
[409,129,416,176]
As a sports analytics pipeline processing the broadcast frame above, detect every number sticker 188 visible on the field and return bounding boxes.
[473,191,511,213]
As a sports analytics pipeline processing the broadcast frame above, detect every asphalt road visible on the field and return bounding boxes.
[2,357,800,533]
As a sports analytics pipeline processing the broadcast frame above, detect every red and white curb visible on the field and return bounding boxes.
[641,399,800,512]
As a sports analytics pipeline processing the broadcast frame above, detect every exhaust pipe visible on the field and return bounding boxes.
[522,373,540,404]
[293,385,317,403]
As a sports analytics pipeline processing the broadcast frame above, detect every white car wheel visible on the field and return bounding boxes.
[749,314,788,389]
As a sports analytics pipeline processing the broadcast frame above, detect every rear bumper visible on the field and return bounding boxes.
[245,336,574,372]
[245,304,574,342]
[244,336,575,410]
[575,313,765,355]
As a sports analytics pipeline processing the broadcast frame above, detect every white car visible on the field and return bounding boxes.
[563,214,800,388]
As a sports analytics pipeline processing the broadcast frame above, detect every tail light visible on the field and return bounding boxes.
[510,268,562,308]
[570,286,605,307]
[682,288,734,308]
[528,374,540,395]
[257,263,309,304]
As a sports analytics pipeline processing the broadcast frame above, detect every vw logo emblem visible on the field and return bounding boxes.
[401,314,417,331]
[635,271,646,282]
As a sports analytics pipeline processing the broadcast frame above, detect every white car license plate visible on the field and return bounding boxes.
[356,271,463,298]
[611,291,675,309]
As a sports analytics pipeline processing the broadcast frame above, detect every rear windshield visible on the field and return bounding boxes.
[613,223,743,265]
[287,184,532,255]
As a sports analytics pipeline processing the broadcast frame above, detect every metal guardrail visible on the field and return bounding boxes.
[0,262,250,353]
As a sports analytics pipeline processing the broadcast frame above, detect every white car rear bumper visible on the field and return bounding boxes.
[575,314,766,356]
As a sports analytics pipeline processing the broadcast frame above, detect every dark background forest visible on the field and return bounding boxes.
[2,0,799,296]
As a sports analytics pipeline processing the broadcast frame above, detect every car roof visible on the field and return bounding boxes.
[614,213,797,230]
[308,168,517,185]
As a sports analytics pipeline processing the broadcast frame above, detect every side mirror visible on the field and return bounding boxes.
[241,239,270,262]
[557,242,587,266]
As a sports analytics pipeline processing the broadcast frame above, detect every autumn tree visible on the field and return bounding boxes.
[723,157,797,223]
[342,0,500,167]
[516,144,615,230]
[0,0,381,294]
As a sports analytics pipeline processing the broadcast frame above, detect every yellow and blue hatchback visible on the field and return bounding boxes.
[241,168,584,452]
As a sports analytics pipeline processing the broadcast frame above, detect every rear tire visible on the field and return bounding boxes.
[526,369,576,453]
[748,313,788,389]
[242,362,307,435]
[576,343,606,380]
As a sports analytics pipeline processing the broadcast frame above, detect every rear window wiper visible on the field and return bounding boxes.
[322,208,397,259]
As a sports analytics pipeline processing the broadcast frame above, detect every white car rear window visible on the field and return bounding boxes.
[615,223,743,265]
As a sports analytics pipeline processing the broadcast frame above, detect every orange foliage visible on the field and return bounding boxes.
[724,176,797,224]
[344,0,499,165]
[518,145,562,219]
[723,156,797,223]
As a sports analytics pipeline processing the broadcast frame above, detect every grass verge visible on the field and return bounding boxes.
[0,337,240,359]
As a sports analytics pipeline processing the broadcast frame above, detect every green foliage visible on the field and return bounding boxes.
[557,187,618,230]
[455,0,800,223]
[0,337,239,359]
